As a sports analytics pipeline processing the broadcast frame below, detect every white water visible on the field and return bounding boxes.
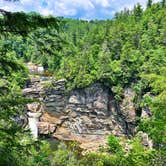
[28,117,39,139]
[27,112,41,139]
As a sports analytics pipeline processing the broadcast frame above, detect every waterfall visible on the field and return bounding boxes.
[27,112,42,139]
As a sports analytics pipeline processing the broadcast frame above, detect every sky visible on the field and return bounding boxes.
[0,0,161,20]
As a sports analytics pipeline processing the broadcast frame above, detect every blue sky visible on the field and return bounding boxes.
[0,0,160,20]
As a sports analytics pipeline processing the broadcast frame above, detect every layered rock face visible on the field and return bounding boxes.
[23,76,137,150]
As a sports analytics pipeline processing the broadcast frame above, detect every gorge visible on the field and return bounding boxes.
[1,1,165,165]
[23,74,149,150]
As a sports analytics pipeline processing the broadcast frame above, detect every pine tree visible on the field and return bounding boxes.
[162,0,166,7]
[147,0,153,8]
[133,3,143,20]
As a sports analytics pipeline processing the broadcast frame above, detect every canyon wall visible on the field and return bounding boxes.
[23,76,138,150]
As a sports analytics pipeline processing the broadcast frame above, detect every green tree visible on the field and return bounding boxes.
[52,143,79,166]
[147,0,153,8]
[133,3,143,20]
[162,0,166,7]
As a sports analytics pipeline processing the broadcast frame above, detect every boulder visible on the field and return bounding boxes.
[26,102,44,112]
[38,122,56,135]
[69,95,80,104]
[139,132,153,149]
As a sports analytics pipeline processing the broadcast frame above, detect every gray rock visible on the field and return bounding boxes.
[139,132,153,149]
[23,77,139,148]
[69,95,81,104]
[94,101,107,110]
[120,88,136,124]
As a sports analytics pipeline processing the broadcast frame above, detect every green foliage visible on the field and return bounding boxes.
[0,9,60,35]
[80,153,119,166]
[133,3,143,20]
[80,136,157,166]
[52,142,80,166]
[147,0,153,8]
[28,141,51,166]
[162,0,166,7]
[125,138,155,166]
[139,51,166,151]
[107,135,123,154]
[53,2,166,93]
[111,86,123,101]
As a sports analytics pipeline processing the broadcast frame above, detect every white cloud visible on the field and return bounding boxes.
[101,0,110,7]
[39,8,53,16]
[0,0,161,19]
[94,0,110,7]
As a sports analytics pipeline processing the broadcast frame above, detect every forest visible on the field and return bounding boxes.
[0,0,166,165]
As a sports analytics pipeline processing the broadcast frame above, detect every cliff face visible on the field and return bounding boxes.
[23,76,137,150]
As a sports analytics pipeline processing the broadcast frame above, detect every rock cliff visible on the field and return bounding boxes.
[23,76,138,150]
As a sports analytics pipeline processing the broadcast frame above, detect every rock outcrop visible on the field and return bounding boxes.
[23,76,138,150]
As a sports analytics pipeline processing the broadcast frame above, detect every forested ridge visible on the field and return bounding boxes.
[0,0,166,165]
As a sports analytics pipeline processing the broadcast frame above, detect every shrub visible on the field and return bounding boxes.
[52,142,80,166]
[107,135,123,154]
